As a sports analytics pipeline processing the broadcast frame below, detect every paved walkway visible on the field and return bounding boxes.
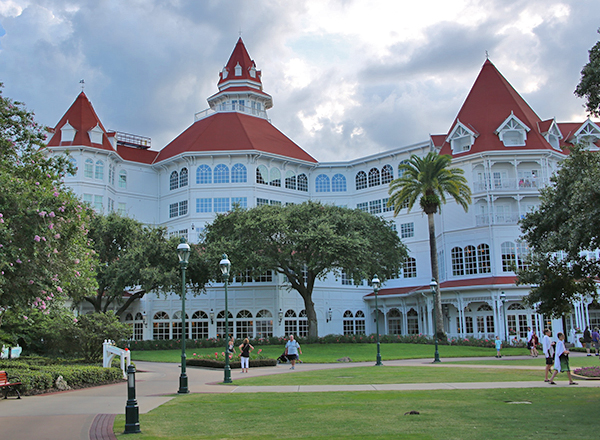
[1,353,598,439]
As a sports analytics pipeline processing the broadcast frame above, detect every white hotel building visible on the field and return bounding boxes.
[46,38,600,343]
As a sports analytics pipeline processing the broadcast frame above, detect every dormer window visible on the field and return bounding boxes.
[447,121,477,154]
[496,113,530,147]
[222,67,228,79]
[235,62,242,76]
[573,118,600,149]
[543,120,563,150]
[88,124,104,145]
[60,121,76,143]
[249,65,256,78]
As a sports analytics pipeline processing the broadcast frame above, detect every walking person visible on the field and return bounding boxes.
[285,334,302,370]
[542,329,554,382]
[227,336,236,359]
[592,327,600,356]
[238,338,253,373]
[583,326,592,356]
[529,330,539,357]
[494,336,502,358]
[549,332,577,385]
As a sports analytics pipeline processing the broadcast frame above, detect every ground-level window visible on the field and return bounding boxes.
[388,308,402,335]
[407,309,419,334]
[284,309,297,335]
[236,310,254,339]
[216,310,233,339]
[134,312,144,340]
[298,310,308,338]
[256,309,273,338]
[172,311,188,340]
[191,311,209,339]
[153,311,170,340]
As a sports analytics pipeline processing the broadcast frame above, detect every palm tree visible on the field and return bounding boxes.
[387,151,471,338]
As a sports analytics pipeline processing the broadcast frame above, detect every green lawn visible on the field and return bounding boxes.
[448,356,600,368]
[114,388,600,439]
[131,343,529,363]
[233,365,544,385]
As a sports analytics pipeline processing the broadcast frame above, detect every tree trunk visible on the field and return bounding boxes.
[282,268,318,339]
[427,212,445,339]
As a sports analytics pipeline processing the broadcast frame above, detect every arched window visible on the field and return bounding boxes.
[343,310,354,335]
[95,160,104,180]
[315,174,331,192]
[119,170,127,188]
[67,157,78,177]
[170,171,179,190]
[398,160,409,178]
[216,310,233,339]
[298,310,308,337]
[388,308,402,335]
[256,165,268,185]
[214,164,230,184]
[355,171,367,190]
[172,311,189,340]
[368,168,380,187]
[297,174,308,192]
[332,174,346,192]
[285,171,296,190]
[465,245,477,275]
[407,309,419,334]
[153,311,170,340]
[477,243,491,273]
[507,303,528,338]
[236,310,254,339]
[403,257,417,278]
[133,312,143,340]
[355,310,366,334]
[381,164,394,184]
[84,158,93,178]
[270,168,281,187]
[179,168,189,188]
[196,165,212,184]
[256,309,273,338]
[231,163,247,183]
[108,164,114,185]
[284,309,297,335]
[501,241,516,272]
[191,311,209,339]
[452,247,464,276]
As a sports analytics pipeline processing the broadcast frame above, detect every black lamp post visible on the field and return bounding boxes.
[500,291,507,342]
[219,254,232,384]
[124,364,141,434]
[430,279,441,363]
[177,238,190,394]
[372,275,383,366]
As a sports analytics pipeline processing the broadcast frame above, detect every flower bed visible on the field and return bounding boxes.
[572,366,600,380]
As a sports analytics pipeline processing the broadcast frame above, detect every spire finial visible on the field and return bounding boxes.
[239,28,242,37]
[485,50,489,60]
[79,79,85,91]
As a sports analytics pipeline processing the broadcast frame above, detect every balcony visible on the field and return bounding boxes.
[475,212,522,226]
[472,177,545,193]
[195,103,270,121]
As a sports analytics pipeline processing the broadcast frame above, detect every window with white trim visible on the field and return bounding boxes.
[400,222,414,239]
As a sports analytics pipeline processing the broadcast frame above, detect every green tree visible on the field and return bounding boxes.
[72,311,131,362]
[0,85,97,325]
[203,201,407,338]
[81,212,210,315]
[387,152,471,338]
[518,145,600,316]
[575,29,600,117]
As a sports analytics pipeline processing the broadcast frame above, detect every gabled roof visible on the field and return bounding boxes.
[153,112,317,163]
[117,144,158,164]
[438,60,563,157]
[47,92,114,152]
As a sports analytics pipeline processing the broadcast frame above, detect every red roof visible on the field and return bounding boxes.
[153,112,317,163]
[47,92,114,152]
[117,144,158,164]
[364,276,518,298]
[439,60,564,157]
[218,37,262,87]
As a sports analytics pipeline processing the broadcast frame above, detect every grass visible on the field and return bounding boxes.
[131,343,529,363]
[113,388,600,439]
[448,356,600,368]
[233,365,544,385]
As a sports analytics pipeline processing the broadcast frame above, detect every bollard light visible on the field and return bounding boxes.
[124,364,141,434]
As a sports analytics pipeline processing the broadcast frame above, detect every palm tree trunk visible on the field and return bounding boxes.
[427,212,445,339]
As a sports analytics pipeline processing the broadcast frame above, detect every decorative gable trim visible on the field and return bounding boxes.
[60,121,76,143]
[573,118,600,148]
[446,120,478,154]
[539,119,563,150]
[495,112,530,147]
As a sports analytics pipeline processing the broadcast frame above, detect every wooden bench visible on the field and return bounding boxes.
[0,370,22,399]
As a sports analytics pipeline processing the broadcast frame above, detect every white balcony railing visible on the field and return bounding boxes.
[195,104,269,121]
[473,177,545,193]
[475,212,522,226]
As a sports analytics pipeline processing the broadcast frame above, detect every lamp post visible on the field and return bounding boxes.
[372,275,383,366]
[430,279,441,363]
[500,291,507,342]
[124,364,141,434]
[219,254,232,384]
[176,238,191,394]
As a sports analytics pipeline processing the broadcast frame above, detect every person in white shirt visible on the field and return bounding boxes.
[542,329,554,382]
[549,332,577,385]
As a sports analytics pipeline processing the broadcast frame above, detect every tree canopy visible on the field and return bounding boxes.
[0,85,97,323]
[82,212,211,315]
[202,201,408,338]
[518,146,600,317]
[575,29,600,117]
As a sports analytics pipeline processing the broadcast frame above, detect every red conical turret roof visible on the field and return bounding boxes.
[218,37,262,87]
[47,92,114,151]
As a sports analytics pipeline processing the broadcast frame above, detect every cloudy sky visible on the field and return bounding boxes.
[1,0,599,162]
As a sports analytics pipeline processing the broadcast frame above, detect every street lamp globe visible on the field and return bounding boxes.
[177,239,190,265]
[219,254,231,277]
